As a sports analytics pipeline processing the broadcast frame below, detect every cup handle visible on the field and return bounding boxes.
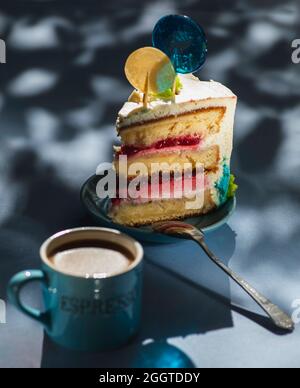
[7,270,50,328]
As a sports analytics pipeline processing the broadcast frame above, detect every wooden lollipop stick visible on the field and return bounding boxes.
[143,72,149,109]
[172,77,177,95]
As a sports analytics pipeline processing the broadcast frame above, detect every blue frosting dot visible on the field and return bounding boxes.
[215,164,230,205]
[152,15,207,74]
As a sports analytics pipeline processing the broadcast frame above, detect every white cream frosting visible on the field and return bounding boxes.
[117,74,237,129]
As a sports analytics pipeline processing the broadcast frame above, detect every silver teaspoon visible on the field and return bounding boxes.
[152,221,294,332]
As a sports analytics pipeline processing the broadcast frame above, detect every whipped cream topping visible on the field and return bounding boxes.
[117,74,237,129]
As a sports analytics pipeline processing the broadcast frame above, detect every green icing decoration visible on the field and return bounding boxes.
[153,88,174,99]
[151,75,183,100]
[175,75,183,93]
[227,174,238,198]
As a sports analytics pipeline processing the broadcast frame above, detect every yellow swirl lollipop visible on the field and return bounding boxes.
[125,47,176,99]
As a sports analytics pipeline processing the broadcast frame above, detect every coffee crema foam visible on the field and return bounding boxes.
[50,247,133,278]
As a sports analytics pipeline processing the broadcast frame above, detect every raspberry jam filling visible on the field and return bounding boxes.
[117,136,202,157]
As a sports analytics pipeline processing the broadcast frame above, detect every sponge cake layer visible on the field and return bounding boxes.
[109,190,215,226]
[114,145,220,177]
[119,107,225,147]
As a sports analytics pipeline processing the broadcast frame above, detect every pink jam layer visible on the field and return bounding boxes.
[117,136,202,158]
[112,174,208,207]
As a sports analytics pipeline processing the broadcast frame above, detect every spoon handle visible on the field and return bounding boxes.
[192,235,294,331]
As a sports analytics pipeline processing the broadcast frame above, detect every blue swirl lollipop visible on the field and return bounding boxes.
[152,15,207,74]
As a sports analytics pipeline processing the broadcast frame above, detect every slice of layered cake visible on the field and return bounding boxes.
[109,73,237,226]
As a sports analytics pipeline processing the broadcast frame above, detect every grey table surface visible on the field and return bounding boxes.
[0,0,300,368]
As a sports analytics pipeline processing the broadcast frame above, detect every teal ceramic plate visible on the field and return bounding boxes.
[80,175,236,244]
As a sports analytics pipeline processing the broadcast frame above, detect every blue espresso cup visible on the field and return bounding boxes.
[7,227,143,351]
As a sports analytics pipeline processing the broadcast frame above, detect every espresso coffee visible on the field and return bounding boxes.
[49,241,134,278]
